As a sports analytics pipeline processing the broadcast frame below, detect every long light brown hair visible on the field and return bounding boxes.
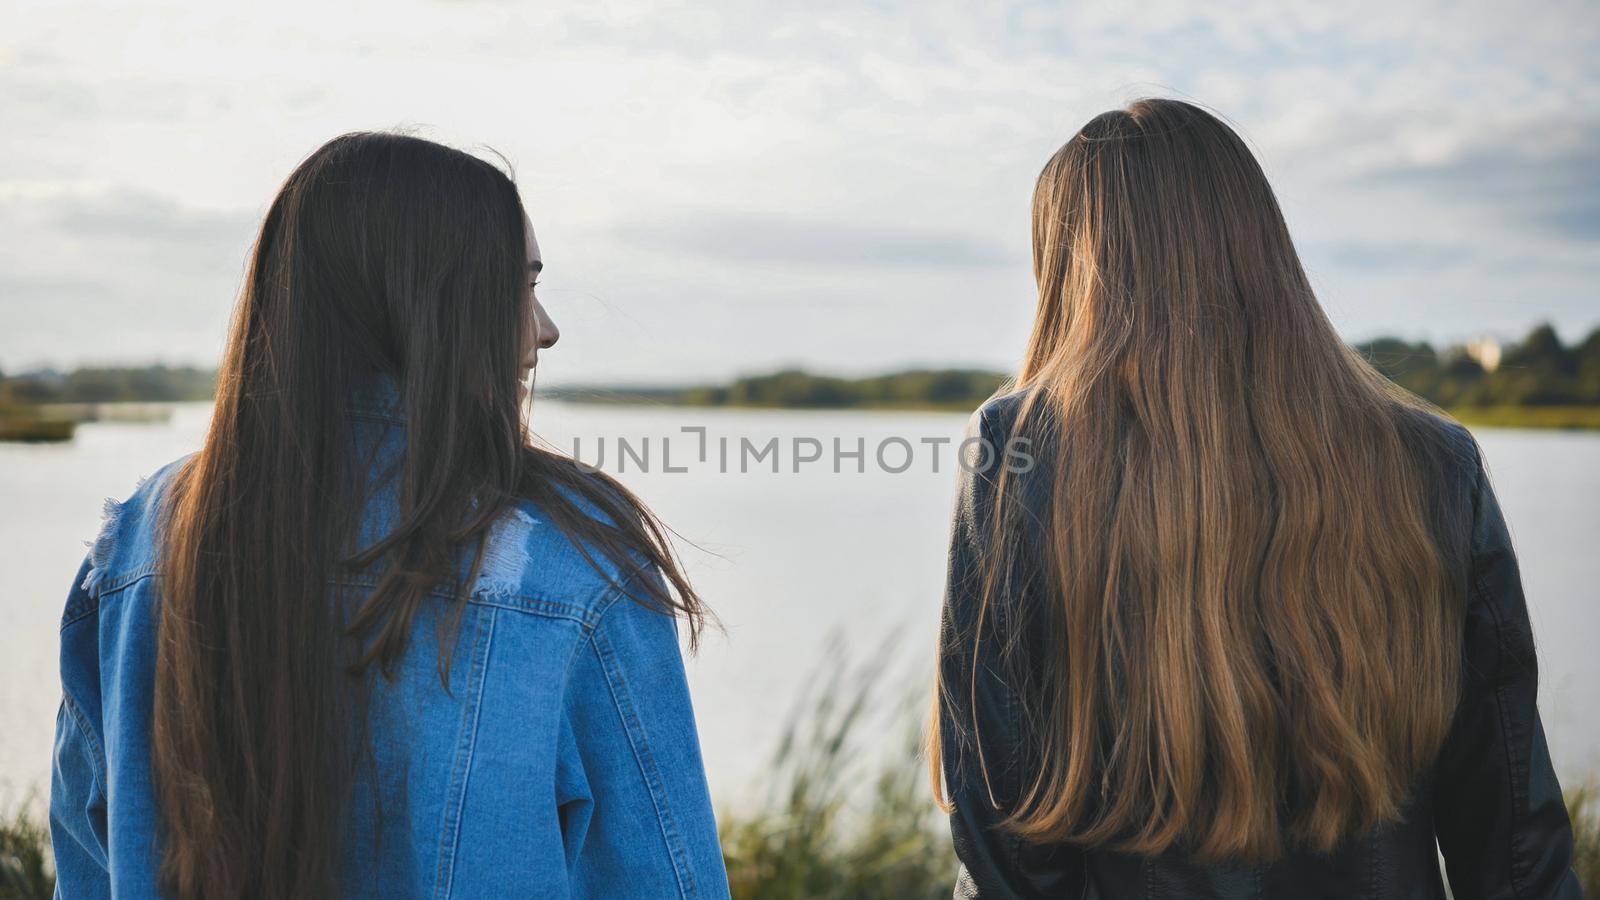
[931,99,1470,862]
[155,133,705,898]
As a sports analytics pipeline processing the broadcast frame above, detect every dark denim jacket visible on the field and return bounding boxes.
[938,392,1584,899]
[50,383,730,898]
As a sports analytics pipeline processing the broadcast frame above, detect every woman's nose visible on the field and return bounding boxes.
[533,301,560,350]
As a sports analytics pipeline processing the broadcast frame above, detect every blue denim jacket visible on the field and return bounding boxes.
[50,385,730,898]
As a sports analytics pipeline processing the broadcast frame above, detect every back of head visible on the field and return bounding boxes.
[940,99,1468,862]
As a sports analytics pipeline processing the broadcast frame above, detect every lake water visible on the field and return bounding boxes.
[1,402,1597,813]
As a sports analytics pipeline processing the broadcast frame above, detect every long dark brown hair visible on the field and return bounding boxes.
[931,99,1470,862]
[153,132,705,898]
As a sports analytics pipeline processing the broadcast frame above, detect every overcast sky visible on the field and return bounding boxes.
[2,0,1597,384]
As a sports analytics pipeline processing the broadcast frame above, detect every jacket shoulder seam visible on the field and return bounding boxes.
[332,576,611,630]
[63,568,159,631]
[466,592,607,630]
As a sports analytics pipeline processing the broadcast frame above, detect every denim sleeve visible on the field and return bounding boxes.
[558,569,729,899]
[1433,458,1583,899]
[50,558,112,900]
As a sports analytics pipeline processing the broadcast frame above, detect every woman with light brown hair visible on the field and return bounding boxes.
[931,99,1583,898]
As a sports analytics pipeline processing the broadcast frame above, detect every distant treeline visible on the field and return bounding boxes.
[565,323,1600,420]
[543,370,1009,411]
[1356,323,1600,408]
[0,365,216,405]
[4,323,1598,419]
[682,368,1007,411]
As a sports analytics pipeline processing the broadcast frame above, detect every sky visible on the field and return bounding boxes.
[1,0,1597,385]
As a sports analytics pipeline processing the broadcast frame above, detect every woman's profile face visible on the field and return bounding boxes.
[521,212,560,393]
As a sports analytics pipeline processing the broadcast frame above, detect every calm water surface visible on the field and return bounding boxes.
[1,402,1596,810]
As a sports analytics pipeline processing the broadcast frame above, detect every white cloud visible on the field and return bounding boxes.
[0,0,1596,378]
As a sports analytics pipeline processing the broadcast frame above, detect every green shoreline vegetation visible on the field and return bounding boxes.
[3,324,1598,437]
[0,366,212,442]
[555,322,1600,429]
[3,671,1598,897]
[1359,323,1600,431]
[544,369,1007,414]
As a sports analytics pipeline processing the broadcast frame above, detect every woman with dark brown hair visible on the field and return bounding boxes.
[931,99,1583,898]
[51,132,729,898]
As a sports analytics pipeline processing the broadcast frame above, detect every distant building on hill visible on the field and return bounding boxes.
[1464,337,1502,372]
